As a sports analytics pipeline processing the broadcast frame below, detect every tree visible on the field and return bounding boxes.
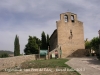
[14,35,20,56]
[85,41,91,49]
[33,36,41,48]
[24,36,38,55]
[46,34,50,49]
[90,37,100,53]
[85,40,91,56]
[41,31,47,50]
[0,53,9,58]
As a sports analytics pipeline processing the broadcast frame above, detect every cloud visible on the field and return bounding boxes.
[0,0,100,53]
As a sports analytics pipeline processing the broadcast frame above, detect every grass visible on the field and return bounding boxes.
[21,59,81,75]
[21,59,69,68]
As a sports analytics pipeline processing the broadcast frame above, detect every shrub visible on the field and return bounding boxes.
[0,53,9,58]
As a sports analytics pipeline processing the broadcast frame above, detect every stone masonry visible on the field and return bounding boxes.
[49,12,85,58]
[0,55,35,70]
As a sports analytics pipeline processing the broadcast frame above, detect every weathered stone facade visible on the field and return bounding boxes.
[49,12,85,58]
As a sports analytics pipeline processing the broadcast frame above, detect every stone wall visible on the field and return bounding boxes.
[49,29,57,51]
[0,55,35,70]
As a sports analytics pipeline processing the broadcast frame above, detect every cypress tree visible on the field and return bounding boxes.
[14,35,20,56]
[41,31,47,50]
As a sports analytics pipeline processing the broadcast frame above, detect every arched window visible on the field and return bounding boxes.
[71,15,74,22]
[64,15,68,22]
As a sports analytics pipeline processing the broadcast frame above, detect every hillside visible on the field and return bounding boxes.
[0,50,14,54]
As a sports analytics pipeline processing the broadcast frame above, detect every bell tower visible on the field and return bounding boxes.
[56,12,85,58]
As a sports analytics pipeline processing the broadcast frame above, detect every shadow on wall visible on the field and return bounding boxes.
[68,49,87,57]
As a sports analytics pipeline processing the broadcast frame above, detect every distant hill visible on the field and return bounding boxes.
[0,50,14,54]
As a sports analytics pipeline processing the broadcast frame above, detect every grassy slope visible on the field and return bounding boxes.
[21,59,81,75]
[21,59,69,68]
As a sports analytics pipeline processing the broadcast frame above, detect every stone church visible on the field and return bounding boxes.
[49,12,85,58]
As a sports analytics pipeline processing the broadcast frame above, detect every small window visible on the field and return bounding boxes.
[69,29,73,39]
[64,15,68,22]
[70,29,72,35]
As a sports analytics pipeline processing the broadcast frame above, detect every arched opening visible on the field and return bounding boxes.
[64,15,68,22]
[55,50,58,58]
[71,15,74,22]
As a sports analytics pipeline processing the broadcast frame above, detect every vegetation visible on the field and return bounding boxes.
[24,36,39,55]
[21,59,69,68]
[41,32,50,50]
[90,37,100,53]
[41,31,47,50]
[85,40,91,56]
[33,36,41,47]
[85,37,100,58]
[24,31,50,54]
[0,53,9,58]
[1,59,80,75]
[14,35,20,56]
[0,50,13,54]
[21,59,80,75]
[85,41,91,49]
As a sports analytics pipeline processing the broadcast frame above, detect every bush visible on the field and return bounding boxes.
[0,53,9,58]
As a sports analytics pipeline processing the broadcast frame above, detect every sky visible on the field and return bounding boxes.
[0,0,100,53]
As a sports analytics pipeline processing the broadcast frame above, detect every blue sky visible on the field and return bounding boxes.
[0,0,100,53]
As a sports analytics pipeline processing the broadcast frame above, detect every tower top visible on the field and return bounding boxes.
[60,12,77,23]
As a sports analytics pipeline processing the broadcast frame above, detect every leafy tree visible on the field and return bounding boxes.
[33,36,41,47]
[90,37,100,53]
[85,41,91,49]
[24,36,38,55]
[14,35,20,56]
[41,31,47,50]
[85,40,91,56]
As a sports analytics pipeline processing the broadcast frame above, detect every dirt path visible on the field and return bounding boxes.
[66,57,100,75]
